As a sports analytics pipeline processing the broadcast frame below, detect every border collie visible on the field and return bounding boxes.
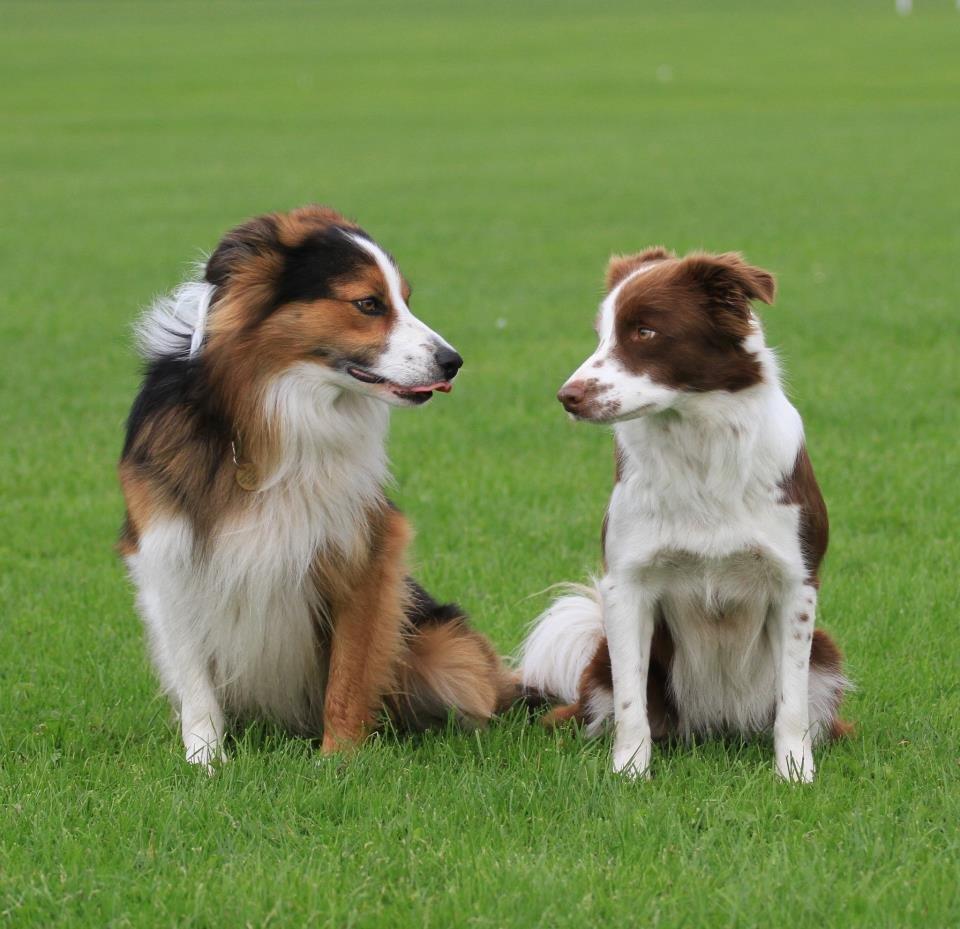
[119,205,516,767]
[520,248,850,782]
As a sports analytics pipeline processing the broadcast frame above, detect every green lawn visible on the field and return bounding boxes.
[2,1,959,926]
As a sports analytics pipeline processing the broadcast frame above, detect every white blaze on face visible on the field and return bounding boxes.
[561,263,678,421]
[347,233,455,386]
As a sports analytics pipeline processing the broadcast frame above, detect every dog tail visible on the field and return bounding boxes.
[518,582,605,705]
[390,579,518,730]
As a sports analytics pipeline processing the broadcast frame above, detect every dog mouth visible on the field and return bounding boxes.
[346,365,452,404]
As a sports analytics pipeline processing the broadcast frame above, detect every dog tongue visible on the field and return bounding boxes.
[408,381,452,394]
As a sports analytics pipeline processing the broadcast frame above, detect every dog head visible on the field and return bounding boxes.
[200,205,461,407]
[557,248,776,423]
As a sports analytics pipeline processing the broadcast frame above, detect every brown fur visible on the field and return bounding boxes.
[609,252,776,394]
[779,445,829,588]
[314,505,411,752]
[391,620,518,730]
[604,246,674,291]
[810,628,854,739]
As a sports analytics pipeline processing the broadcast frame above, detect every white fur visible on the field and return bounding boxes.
[519,583,604,704]
[525,308,848,782]
[136,275,214,360]
[348,233,456,387]
[127,362,390,766]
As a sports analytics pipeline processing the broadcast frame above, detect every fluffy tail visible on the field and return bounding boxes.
[518,583,605,705]
[389,579,518,730]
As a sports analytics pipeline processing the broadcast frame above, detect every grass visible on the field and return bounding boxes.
[2,0,959,925]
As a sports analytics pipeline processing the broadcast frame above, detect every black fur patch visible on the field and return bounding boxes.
[205,215,280,289]
[206,217,385,325]
[121,354,230,489]
[269,227,378,318]
[404,577,465,627]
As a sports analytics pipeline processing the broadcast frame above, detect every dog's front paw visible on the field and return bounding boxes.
[775,739,815,783]
[321,730,364,757]
[612,738,652,780]
[185,734,226,774]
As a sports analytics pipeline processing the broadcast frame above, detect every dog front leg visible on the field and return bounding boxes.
[773,583,818,782]
[180,663,226,771]
[322,593,404,754]
[603,574,656,779]
[321,514,409,755]
[138,584,225,770]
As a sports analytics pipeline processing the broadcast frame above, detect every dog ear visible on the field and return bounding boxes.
[605,246,674,292]
[205,215,279,288]
[681,252,776,309]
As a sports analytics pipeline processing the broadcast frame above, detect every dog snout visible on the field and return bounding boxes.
[558,380,587,412]
[434,344,463,381]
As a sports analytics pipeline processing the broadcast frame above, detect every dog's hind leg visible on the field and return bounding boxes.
[394,618,518,729]
[389,578,517,730]
[808,628,853,743]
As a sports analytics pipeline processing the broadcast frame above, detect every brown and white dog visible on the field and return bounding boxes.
[520,248,850,782]
[119,205,516,767]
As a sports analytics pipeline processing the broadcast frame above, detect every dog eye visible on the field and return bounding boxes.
[353,297,386,316]
[634,326,656,341]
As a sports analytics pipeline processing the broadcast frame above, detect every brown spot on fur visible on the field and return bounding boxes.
[810,628,843,673]
[779,445,829,587]
[830,718,855,739]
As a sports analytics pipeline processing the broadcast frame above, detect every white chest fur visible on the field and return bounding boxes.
[129,369,390,731]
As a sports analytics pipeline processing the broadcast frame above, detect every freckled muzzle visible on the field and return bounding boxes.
[557,377,620,420]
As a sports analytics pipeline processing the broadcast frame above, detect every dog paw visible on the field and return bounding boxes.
[321,730,363,757]
[185,735,226,774]
[612,738,652,779]
[775,741,815,783]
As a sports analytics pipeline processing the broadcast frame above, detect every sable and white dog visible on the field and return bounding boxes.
[520,248,850,782]
[119,206,516,767]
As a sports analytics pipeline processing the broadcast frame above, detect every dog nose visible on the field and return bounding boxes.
[558,381,586,412]
[434,345,463,381]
